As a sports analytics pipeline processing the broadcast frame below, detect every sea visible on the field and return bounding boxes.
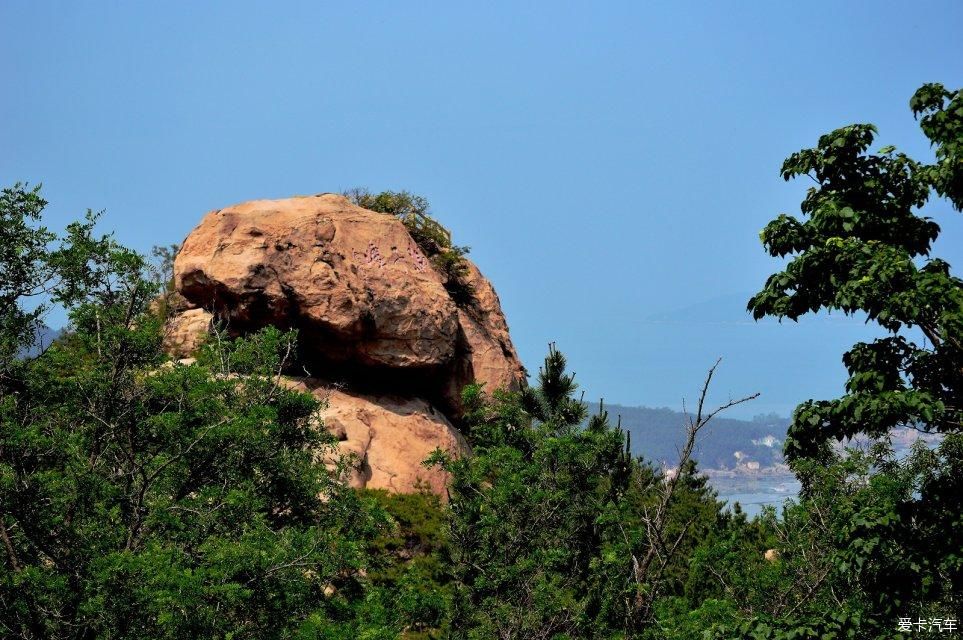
[709,473,801,518]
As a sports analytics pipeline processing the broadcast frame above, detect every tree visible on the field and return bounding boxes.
[355,488,454,638]
[625,360,757,627]
[748,83,963,463]
[0,184,58,376]
[343,188,449,251]
[434,346,745,639]
[0,187,389,639]
[744,83,963,636]
[429,345,629,638]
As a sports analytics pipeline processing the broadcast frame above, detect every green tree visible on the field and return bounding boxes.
[343,188,450,252]
[432,346,634,639]
[1,184,61,376]
[691,436,963,639]
[744,83,963,636]
[435,346,738,639]
[0,187,390,639]
[0,184,45,356]
[354,489,453,639]
[749,84,963,463]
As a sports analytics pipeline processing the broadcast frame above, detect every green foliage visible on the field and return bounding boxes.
[149,244,179,292]
[0,187,390,639]
[148,243,181,320]
[344,188,452,253]
[748,84,963,463]
[431,244,476,307]
[743,83,963,636]
[359,489,452,638]
[0,183,54,374]
[0,184,133,375]
[651,597,740,640]
[911,83,963,208]
[344,188,431,223]
[435,345,728,639]
[683,437,963,639]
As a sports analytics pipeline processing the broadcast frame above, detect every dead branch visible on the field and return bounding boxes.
[630,357,759,623]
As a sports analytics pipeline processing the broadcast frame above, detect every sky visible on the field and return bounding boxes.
[3,1,962,418]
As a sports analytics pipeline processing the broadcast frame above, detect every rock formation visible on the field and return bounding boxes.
[162,306,213,359]
[284,379,466,495]
[166,193,526,494]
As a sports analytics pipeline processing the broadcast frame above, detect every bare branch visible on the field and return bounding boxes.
[630,357,758,622]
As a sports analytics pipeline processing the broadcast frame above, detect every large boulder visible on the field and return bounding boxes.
[283,378,466,495]
[172,194,525,412]
[167,193,527,496]
[174,194,459,370]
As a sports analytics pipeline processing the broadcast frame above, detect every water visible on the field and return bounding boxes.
[709,474,801,518]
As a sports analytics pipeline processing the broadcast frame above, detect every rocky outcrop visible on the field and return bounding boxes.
[284,379,466,495]
[162,307,213,359]
[174,194,459,370]
[166,193,524,495]
[444,261,527,410]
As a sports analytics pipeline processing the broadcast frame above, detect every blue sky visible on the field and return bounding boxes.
[3,1,962,417]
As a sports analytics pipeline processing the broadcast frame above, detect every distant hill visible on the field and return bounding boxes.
[644,291,872,326]
[19,325,62,358]
[644,292,767,324]
[587,402,790,471]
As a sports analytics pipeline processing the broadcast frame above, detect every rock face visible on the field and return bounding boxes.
[162,307,213,359]
[284,379,466,495]
[445,261,528,410]
[175,194,459,370]
[167,193,525,495]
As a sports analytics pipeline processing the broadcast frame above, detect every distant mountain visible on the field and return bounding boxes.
[19,325,62,358]
[644,292,765,324]
[644,291,873,326]
[591,401,940,476]
[587,402,790,471]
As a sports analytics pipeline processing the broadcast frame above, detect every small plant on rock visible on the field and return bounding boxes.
[345,188,476,306]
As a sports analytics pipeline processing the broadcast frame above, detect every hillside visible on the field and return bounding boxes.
[588,402,790,471]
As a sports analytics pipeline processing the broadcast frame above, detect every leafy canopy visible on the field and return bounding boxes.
[749,83,963,463]
[435,345,731,639]
[738,83,963,637]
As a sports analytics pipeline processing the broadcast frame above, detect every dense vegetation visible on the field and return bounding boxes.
[1,82,960,638]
